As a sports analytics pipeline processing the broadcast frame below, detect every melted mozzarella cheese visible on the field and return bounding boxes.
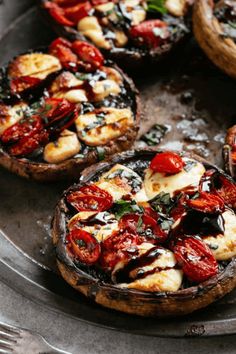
[114,30,129,47]
[117,243,183,292]
[204,210,236,261]
[49,72,87,102]
[165,0,188,17]
[0,102,27,135]
[43,130,81,164]
[8,53,62,80]
[144,158,206,199]
[69,212,119,242]
[96,163,148,202]
[75,107,134,146]
[92,79,121,101]
[68,211,97,229]
[122,0,146,25]
[78,16,111,49]
[124,269,183,292]
[101,67,123,84]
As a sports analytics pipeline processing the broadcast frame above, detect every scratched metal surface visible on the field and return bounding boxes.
[1,5,236,337]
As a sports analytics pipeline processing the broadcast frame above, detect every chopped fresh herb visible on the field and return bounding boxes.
[75,73,91,81]
[96,146,105,161]
[159,217,173,231]
[229,21,236,30]
[76,239,86,247]
[106,168,142,193]
[112,200,144,220]
[150,192,175,214]
[44,104,52,112]
[137,216,143,233]
[208,244,219,250]
[140,124,170,146]
[147,0,167,14]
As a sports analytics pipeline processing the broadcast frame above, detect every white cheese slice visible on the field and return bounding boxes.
[117,243,183,292]
[204,210,236,261]
[124,268,183,292]
[78,16,111,49]
[75,107,134,146]
[165,0,188,17]
[8,53,62,80]
[68,211,97,229]
[0,102,27,135]
[49,72,87,102]
[92,79,121,101]
[43,130,81,164]
[144,158,205,199]
[96,163,148,202]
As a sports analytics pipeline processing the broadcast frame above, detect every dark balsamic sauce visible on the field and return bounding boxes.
[114,246,163,283]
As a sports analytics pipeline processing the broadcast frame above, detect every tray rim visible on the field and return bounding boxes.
[1,5,236,338]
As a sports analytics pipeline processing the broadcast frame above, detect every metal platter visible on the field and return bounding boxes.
[1,6,236,338]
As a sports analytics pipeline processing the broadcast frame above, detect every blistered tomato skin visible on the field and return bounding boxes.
[150,152,185,175]
[67,184,113,212]
[1,115,43,144]
[49,38,78,70]
[100,230,141,270]
[10,76,42,94]
[9,130,49,156]
[67,229,101,265]
[129,20,169,49]
[187,192,225,214]
[64,2,92,23]
[72,41,104,70]
[44,2,75,26]
[1,115,49,157]
[200,170,236,210]
[173,237,218,283]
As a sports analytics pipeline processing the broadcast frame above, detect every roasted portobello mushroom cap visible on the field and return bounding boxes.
[52,149,236,317]
[0,38,140,181]
[39,0,193,70]
[193,0,236,79]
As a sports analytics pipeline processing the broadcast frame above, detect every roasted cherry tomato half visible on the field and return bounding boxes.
[64,1,92,23]
[173,237,218,283]
[67,184,113,212]
[129,20,169,49]
[9,129,49,156]
[187,192,225,214]
[200,170,236,210]
[49,37,78,70]
[119,208,168,243]
[72,40,104,70]
[100,230,141,270]
[39,98,75,125]
[1,115,43,144]
[214,175,236,211]
[67,229,101,265]
[91,0,112,5]
[150,151,185,175]
[10,76,42,94]
[44,2,75,26]
[52,0,80,7]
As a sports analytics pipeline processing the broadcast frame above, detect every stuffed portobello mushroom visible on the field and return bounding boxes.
[193,0,236,79]
[0,38,140,181]
[52,149,236,317]
[40,0,193,69]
